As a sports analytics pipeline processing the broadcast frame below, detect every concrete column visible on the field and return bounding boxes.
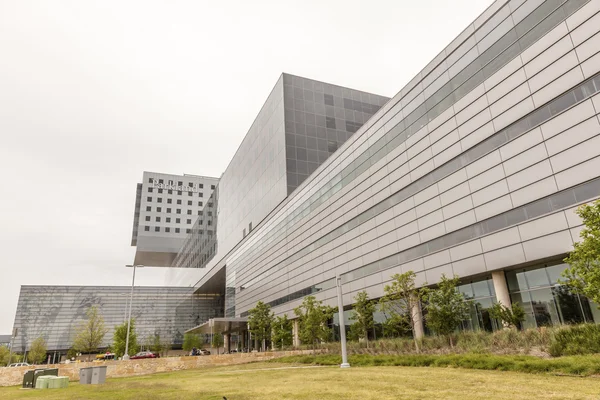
[293,319,300,348]
[411,296,424,340]
[241,330,247,351]
[492,271,511,307]
[224,333,230,353]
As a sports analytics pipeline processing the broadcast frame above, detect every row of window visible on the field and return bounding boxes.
[148,177,215,190]
[145,215,212,225]
[148,187,206,196]
[144,209,212,216]
[146,202,203,208]
[146,197,213,207]
[143,226,214,235]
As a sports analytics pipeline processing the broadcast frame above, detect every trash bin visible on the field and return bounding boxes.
[22,370,35,389]
[47,376,69,389]
[91,366,107,384]
[79,367,92,384]
[33,368,58,387]
[35,375,52,389]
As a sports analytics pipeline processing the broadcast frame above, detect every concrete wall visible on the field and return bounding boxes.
[0,349,315,387]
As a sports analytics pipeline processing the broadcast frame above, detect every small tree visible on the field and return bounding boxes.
[212,333,224,355]
[489,302,526,329]
[379,271,423,352]
[563,200,600,305]
[112,319,139,358]
[248,301,274,352]
[421,274,471,347]
[349,291,375,347]
[28,337,47,364]
[72,306,108,360]
[150,334,163,355]
[294,296,335,353]
[182,333,201,352]
[271,315,293,350]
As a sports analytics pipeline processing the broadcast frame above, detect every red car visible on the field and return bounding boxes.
[130,351,160,359]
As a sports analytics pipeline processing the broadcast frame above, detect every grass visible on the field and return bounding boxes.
[274,353,600,376]
[2,361,600,399]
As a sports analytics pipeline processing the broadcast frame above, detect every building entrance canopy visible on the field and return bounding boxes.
[185,317,248,335]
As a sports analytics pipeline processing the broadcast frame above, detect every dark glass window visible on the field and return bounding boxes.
[178,191,182,195]
[177,200,182,205]
[166,217,171,223]
[147,197,152,202]
[144,226,150,231]
[188,201,192,206]
[176,209,181,214]
[199,193,203,198]
[187,219,192,224]
[155,226,160,232]
[187,210,192,215]
[155,216,161,222]
[157,198,162,203]
[186,229,191,234]
[326,116,336,129]
[168,190,173,195]
[167,199,172,204]
[199,184,204,189]
[178,181,183,186]
[148,188,153,193]
[188,192,193,196]
[211,185,215,190]
[148,178,153,183]
[176,218,181,223]
[166,208,171,213]
[145,216,150,221]
[145,206,151,212]
[175,228,180,233]
[156,207,161,212]
[324,93,334,106]
[165,227,170,233]
[198,202,203,207]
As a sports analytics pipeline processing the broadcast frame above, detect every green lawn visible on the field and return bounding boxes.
[2,362,600,400]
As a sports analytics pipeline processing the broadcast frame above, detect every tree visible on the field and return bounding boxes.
[271,315,293,350]
[28,336,47,364]
[294,296,335,352]
[379,271,423,352]
[149,333,163,355]
[248,301,274,352]
[349,291,375,347]
[489,302,526,329]
[72,306,108,360]
[421,274,471,347]
[563,200,600,305]
[212,333,224,355]
[0,346,21,365]
[182,333,201,352]
[112,319,139,358]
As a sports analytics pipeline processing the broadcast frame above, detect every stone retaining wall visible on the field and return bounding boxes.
[0,350,314,387]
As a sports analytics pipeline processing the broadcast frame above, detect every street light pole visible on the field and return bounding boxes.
[336,275,350,368]
[123,264,143,360]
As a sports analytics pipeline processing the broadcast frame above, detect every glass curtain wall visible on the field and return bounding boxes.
[506,261,599,329]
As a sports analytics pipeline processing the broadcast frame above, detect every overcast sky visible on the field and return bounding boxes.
[0,0,493,333]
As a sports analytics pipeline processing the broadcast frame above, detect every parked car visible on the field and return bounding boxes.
[130,351,159,359]
[8,363,30,367]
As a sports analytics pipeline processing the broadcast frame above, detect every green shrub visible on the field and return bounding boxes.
[273,353,600,376]
[549,324,600,356]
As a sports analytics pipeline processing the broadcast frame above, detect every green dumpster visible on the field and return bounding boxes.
[47,376,69,389]
[35,376,52,389]
[22,370,35,389]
